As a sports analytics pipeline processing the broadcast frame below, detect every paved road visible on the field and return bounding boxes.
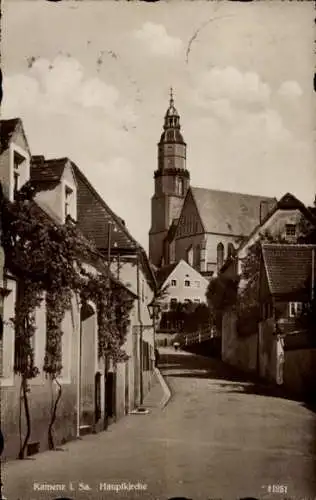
[3,349,316,500]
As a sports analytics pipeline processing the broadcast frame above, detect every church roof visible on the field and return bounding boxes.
[190,187,277,237]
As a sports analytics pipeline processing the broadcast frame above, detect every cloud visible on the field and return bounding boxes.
[133,22,183,58]
[3,55,137,128]
[194,66,271,108]
[278,80,303,99]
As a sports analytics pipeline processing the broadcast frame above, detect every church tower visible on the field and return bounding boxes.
[149,89,190,267]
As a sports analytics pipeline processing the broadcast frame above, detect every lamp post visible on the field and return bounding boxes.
[147,301,161,349]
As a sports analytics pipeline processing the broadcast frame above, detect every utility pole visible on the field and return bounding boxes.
[136,251,144,406]
[104,221,112,430]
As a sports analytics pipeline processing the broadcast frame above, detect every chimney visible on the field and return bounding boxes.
[31,155,45,166]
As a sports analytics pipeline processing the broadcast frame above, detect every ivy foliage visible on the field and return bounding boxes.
[0,181,134,379]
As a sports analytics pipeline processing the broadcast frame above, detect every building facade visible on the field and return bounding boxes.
[0,118,156,461]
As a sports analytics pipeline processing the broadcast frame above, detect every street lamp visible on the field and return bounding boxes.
[147,301,161,349]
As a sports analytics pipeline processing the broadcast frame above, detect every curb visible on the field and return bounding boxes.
[154,367,172,408]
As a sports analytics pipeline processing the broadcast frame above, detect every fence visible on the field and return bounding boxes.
[177,326,218,347]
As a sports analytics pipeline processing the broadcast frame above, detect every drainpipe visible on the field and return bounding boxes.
[76,298,82,438]
[136,249,144,406]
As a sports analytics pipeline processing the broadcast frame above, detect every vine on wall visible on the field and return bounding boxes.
[0,182,134,457]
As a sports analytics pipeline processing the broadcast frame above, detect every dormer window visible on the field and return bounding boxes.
[13,151,25,199]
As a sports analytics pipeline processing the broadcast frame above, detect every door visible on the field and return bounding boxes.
[80,302,97,429]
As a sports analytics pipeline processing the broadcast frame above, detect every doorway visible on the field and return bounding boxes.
[79,302,97,432]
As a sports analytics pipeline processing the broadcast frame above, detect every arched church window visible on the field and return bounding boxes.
[179,178,184,196]
[227,243,235,258]
[195,244,201,270]
[175,177,184,196]
[217,242,224,271]
[187,245,194,266]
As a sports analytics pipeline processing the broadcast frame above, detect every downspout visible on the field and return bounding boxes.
[76,298,82,438]
[136,249,144,406]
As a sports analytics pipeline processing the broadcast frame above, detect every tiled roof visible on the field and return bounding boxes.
[0,118,25,153]
[155,262,178,288]
[71,163,138,253]
[31,156,66,182]
[191,187,277,237]
[262,243,316,300]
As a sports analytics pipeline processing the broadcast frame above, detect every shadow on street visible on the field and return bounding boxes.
[159,349,316,410]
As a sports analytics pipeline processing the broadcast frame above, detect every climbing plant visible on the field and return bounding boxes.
[0,181,133,457]
[81,274,134,363]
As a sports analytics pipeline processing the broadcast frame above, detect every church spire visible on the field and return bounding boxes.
[169,87,174,107]
[163,87,181,132]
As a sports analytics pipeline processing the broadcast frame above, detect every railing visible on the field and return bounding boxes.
[177,326,218,347]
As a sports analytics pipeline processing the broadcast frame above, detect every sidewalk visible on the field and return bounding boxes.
[142,369,166,409]
[2,370,170,500]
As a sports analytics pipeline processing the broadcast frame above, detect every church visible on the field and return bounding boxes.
[149,90,277,279]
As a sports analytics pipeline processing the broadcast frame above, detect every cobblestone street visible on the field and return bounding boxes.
[3,349,316,500]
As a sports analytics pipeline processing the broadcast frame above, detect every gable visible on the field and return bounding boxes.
[0,118,31,156]
[175,189,204,239]
[62,160,77,189]
[160,259,208,290]
[239,196,314,258]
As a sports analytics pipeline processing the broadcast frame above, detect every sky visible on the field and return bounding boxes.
[2,1,315,251]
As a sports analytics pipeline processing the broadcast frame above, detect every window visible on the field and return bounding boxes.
[289,302,303,318]
[13,169,19,199]
[177,178,184,196]
[65,185,73,218]
[13,151,24,199]
[285,224,296,237]
[171,279,177,287]
[194,298,200,303]
[217,242,224,271]
[227,243,235,258]
[194,280,200,288]
[194,244,201,269]
[170,298,178,309]
[184,280,190,287]
[184,299,191,304]
[262,303,273,320]
[187,246,193,266]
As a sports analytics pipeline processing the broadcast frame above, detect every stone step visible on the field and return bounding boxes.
[79,425,93,436]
